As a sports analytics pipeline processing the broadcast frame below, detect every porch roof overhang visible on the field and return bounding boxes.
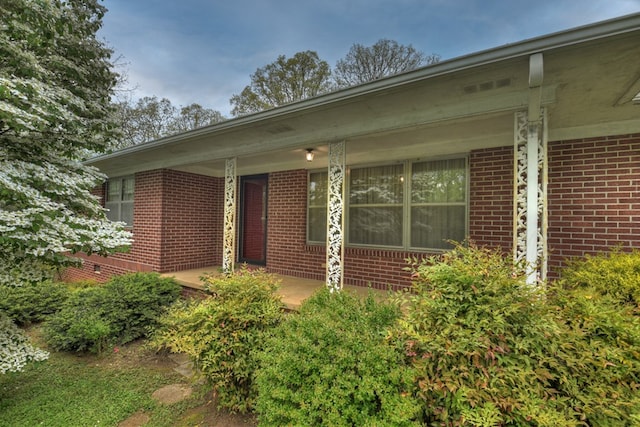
[88,13,640,178]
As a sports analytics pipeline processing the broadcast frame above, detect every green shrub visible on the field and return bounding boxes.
[393,243,640,426]
[558,249,640,308]
[548,284,640,425]
[0,280,70,325]
[255,288,421,426]
[64,278,101,291]
[394,244,564,426]
[101,272,182,343]
[43,286,112,353]
[148,266,283,413]
[44,272,181,353]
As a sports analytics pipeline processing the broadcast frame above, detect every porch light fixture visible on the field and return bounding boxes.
[305,148,315,162]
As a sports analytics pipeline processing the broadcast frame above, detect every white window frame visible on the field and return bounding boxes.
[306,155,469,251]
[105,176,134,226]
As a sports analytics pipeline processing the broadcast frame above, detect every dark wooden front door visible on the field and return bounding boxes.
[239,175,268,265]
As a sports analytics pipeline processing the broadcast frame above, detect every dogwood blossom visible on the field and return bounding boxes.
[1,0,131,372]
[0,314,49,374]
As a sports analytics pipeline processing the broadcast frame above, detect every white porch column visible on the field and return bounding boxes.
[326,141,346,292]
[222,157,237,274]
[513,109,548,284]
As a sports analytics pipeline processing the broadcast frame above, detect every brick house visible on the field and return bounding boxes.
[66,15,640,290]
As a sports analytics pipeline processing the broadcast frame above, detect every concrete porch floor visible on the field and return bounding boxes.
[162,266,386,310]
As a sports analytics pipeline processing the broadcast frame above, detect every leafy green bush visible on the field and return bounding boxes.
[255,289,421,426]
[64,278,101,291]
[548,284,640,425]
[43,286,112,353]
[44,272,181,353]
[101,272,182,343]
[0,280,70,325]
[558,249,640,308]
[148,266,283,413]
[393,243,640,426]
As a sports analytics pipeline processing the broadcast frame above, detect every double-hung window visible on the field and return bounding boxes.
[349,164,404,247]
[307,156,467,250]
[105,176,134,226]
[410,158,467,249]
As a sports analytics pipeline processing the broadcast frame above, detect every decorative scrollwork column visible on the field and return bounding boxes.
[326,141,346,292]
[222,158,237,274]
[513,109,548,283]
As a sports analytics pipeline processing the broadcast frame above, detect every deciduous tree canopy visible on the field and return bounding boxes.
[113,96,225,148]
[230,51,332,116]
[229,41,439,117]
[334,39,439,88]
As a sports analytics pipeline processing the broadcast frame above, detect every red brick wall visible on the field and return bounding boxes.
[60,253,153,283]
[547,134,640,276]
[128,169,164,270]
[65,133,640,287]
[469,146,514,253]
[160,169,223,271]
[467,137,640,278]
[266,170,325,280]
[64,169,223,282]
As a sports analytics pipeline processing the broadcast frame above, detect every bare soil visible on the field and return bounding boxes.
[107,341,257,427]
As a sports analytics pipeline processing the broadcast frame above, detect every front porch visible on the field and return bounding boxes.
[162,267,388,310]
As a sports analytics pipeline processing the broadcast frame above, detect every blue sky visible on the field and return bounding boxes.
[99,0,640,117]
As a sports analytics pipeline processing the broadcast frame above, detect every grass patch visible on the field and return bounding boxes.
[0,328,208,427]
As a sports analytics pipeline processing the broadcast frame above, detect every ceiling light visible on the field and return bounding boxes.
[305,148,314,162]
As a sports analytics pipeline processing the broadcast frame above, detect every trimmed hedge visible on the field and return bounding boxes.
[0,280,70,325]
[44,272,181,353]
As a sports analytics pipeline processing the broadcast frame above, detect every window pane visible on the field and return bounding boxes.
[309,172,327,207]
[412,159,466,203]
[308,207,326,242]
[411,206,466,249]
[349,206,403,246]
[107,180,121,202]
[122,178,135,201]
[410,158,467,249]
[349,164,404,246]
[350,164,404,205]
[308,172,328,243]
[105,202,119,222]
[121,202,134,226]
[106,177,134,225]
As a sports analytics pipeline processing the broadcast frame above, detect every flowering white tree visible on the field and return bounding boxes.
[0,0,132,372]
